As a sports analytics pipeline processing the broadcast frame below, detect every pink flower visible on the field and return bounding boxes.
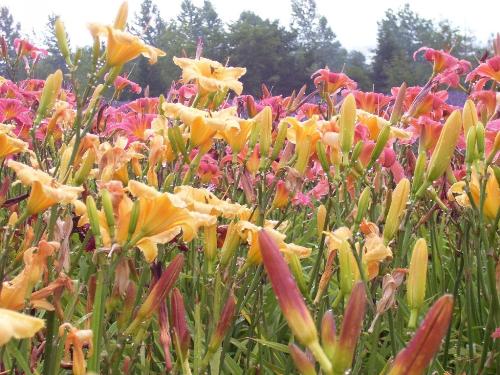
[350,90,392,114]
[13,38,48,59]
[0,98,31,126]
[312,69,357,94]
[414,47,470,74]
[108,113,155,141]
[198,154,221,185]
[114,75,142,94]
[467,56,500,83]
[470,90,497,120]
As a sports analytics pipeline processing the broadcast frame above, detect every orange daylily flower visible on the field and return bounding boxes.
[0,126,29,158]
[88,23,165,67]
[173,57,246,95]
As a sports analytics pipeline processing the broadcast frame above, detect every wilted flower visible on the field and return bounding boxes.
[59,323,93,375]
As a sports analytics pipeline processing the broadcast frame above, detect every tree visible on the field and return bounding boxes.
[371,4,482,92]
[0,6,21,76]
[130,0,167,96]
[227,12,295,95]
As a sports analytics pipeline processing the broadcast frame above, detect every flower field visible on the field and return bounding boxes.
[0,2,499,374]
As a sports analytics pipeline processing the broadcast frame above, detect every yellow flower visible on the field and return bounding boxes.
[173,57,246,95]
[447,166,500,220]
[237,221,311,266]
[7,160,83,215]
[0,308,45,346]
[163,103,238,150]
[285,116,321,175]
[0,129,29,158]
[359,221,392,280]
[174,185,251,219]
[126,181,201,262]
[324,227,352,253]
[220,118,253,153]
[88,23,165,66]
[0,241,58,310]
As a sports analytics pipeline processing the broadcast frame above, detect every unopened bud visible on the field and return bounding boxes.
[321,310,336,360]
[256,106,272,158]
[367,124,391,169]
[101,189,115,239]
[86,195,102,247]
[339,93,357,161]
[475,122,485,158]
[383,178,410,244]
[411,151,426,195]
[73,148,96,185]
[465,126,477,165]
[36,70,63,123]
[389,82,407,125]
[350,140,364,163]
[423,110,462,187]
[407,238,428,328]
[270,120,288,161]
[54,18,70,59]
[208,292,236,353]
[289,345,316,375]
[462,99,478,137]
[316,142,330,174]
[317,204,327,237]
[355,187,371,225]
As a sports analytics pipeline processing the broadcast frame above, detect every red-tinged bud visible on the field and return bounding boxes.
[289,344,317,375]
[387,295,454,375]
[158,302,173,371]
[171,288,191,359]
[125,254,184,335]
[331,282,367,375]
[0,37,7,58]
[321,310,336,360]
[258,229,318,346]
[117,282,136,331]
[0,176,10,207]
[208,292,236,353]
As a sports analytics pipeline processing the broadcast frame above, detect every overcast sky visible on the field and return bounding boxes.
[1,0,498,56]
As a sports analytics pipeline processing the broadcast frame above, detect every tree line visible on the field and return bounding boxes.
[0,0,490,96]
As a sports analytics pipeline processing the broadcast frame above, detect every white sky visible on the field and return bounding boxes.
[2,0,498,57]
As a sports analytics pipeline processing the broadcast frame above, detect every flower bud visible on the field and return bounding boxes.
[316,141,330,174]
[270,119,288,161]
[338,240,359,297]
[204,224,217,264]
[321,310,336,360]
[355,187,371,225]
[220,222,240,269]
[317,204,327,237]
[465,126,477,165]
[73,149,96,185]
[486,131,500,164]
[383,178,410,244]
[113,1,129,30]
[36,70,63,123]
[407,238,428,328]
[258,229,318,346]
[86,195,102,247]
[127,200,140,242]
[331,282,367,374]
[170,288,191,359]
[424,110,462,185]
[272,180,290,209]
[411,151,426,195]
[289,345,316,375]
[350,140,364,164]
[287,252,308,296]
[389,82,407,124]
[367,124,391,169]
[101,189,115,239]
[475,121,485,158]
[256,106,272,158]
[462,99,478,137]
[208,292,236,353]
[339,93,357,161]
[54,17,70,60]
[388,295,454,375]
[125,255,184,335]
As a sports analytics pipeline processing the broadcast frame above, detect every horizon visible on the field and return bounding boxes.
[1,0,498,58]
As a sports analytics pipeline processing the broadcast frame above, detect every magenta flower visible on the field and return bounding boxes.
[114,75,142,94]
